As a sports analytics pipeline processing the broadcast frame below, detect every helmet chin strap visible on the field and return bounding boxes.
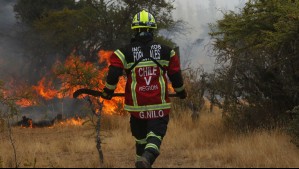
[136,28,153,37]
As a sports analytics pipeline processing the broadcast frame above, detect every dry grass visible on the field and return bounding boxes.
[1,103,299,168]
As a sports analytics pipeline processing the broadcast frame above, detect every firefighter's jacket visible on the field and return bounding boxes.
[105,36,185,119]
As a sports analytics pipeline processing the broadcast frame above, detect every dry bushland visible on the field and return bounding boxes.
[1,103,299,168]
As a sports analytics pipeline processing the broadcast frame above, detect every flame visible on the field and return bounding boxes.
[1,79,37,107]
[55,117,84,127]
[21,119,33,128]
[22,50,175,116]
[168,83,174,93]
[33,77,58,100]
[16,98,36,108]
[19,116,85,128]
[97,50,126,114]
[98,50,113,64]
[51,50,125,115]
[56,55,102,98]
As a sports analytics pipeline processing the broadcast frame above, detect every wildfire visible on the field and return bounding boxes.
[16,98,36,108]
[1,79,37,108]
[33,77,58,100]
[19,115,85,129]
[26,119,33,128]
[15,50,175,116]
[20,116,33,128]
[55,116,84,127]
[98,50,112,65]
[97,50,127,114]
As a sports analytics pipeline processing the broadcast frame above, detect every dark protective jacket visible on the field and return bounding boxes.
[105,34,185,119]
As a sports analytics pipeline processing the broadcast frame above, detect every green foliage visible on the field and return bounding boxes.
[208,0,299,130]
[0,82,18,118]
[14,0,183,61]
[14,0,77,25]
[34,8,91,55]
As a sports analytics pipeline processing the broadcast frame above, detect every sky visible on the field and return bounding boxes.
[172,0,247,72]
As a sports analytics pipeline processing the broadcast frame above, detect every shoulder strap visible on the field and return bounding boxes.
[128,42,166,72]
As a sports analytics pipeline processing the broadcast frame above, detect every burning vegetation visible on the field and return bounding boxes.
[18,114,84,128]
[5,50,126,128]
[5,50,175,127]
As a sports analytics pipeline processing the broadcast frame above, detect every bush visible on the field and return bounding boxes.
[171,68,206,120]
[287,106,299,147]
[0,118,5,133]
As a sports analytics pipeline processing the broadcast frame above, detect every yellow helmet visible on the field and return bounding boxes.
[131,10,157,30]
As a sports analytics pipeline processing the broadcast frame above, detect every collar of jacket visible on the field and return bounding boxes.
[131,32,153,44]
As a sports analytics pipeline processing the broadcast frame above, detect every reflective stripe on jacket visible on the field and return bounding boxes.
[107,40,183,119]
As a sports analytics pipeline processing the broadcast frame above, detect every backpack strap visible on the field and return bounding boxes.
[128,42,166,72]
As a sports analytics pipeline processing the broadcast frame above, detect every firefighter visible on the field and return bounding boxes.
[101,9,187,168]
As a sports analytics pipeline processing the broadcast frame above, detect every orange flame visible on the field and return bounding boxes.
[16,98,36,108]
[98,50,113,64]
[21,119,33,128]
[97,50,125,114]
[33,77,58,100]
[54,117,84,127]
[26,50,175,115]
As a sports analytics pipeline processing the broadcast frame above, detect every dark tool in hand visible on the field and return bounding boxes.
[73,88,178,98]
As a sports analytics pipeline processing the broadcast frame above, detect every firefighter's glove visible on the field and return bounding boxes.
[177,89,187,99]
[101,88,114,100]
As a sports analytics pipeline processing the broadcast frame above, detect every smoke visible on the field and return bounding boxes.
[0,0,83,121]
[0,0,32,83]
[21,98,88,122]
[0,0,16,31]
[173,0,247,72]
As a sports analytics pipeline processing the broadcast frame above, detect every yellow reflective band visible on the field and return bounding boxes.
[146,131,162,141]
[145,143,160,153]
[105,82,116,90]
[170,50,176,58]
[127,60,169,68]
[114,50,126,67]
[158,68,166,104]
[131,70,138,106]
[136,138,147,145]
[140,11,149,23]
[174,85,185,92]
[125,103,171,112]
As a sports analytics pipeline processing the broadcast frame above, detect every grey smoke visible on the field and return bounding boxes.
[173,0,247,71]
[0,0,16,31]
[0,0,31,82]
